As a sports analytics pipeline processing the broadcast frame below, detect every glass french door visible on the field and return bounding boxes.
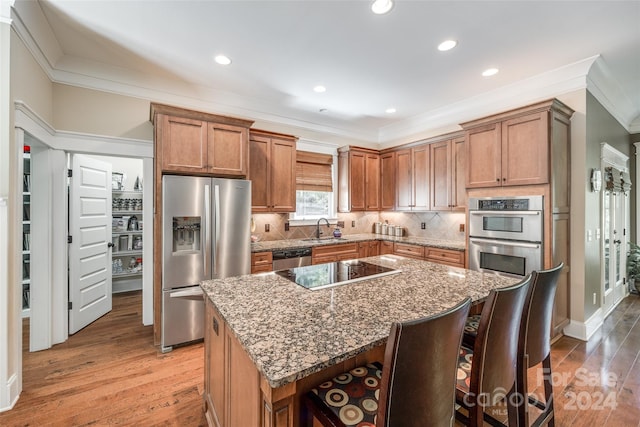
[602,190,627,315]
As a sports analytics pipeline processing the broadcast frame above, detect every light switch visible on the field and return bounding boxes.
[587,229,593,242]
[596,228,601,240]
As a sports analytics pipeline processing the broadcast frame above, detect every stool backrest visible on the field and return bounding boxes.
[522,263,563,367]
[377,297,471,427]
[471,276,531,401]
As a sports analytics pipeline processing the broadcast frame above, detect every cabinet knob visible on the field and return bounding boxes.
[502,177,506,181]
[496,178,500,182]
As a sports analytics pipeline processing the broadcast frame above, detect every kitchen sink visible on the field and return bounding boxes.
[302,237,347,242]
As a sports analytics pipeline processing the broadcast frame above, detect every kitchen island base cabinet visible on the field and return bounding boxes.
[204,298,384,427]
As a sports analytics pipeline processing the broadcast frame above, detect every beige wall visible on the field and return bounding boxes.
[52,84,153,141]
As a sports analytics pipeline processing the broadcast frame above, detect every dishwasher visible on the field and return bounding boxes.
[272,247,313,270]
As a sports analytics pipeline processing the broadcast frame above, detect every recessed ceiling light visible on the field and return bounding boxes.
[438,40,457,52]
[313,85,327,93]
[371,0,393,15]
[214,55,231,65]
[385,108,397,114]
[319,108,328,113]
[482,68,499,77]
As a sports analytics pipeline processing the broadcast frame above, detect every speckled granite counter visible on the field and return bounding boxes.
[201,255,516,389]
[251,233,465,253]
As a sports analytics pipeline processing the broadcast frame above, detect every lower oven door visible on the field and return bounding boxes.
[468,237,542,278]
[161,285,204,352]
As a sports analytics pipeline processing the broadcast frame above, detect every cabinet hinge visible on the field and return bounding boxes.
[68,301,72,310]
[68,235,72,243]
[68,169,73,178]
[624,228,626,236]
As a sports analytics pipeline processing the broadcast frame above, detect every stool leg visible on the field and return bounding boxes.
[542,355,554,427]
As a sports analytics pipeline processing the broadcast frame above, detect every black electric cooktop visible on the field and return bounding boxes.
[275,260,401,291]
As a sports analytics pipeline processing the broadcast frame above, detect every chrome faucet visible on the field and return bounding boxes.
[316,218,330,238]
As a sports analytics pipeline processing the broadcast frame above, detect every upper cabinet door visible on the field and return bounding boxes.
[451,137,467,211]
[248,135,271,212]
[430,140,452,211]
[207,123,248,176]
[501,111,548,186]
[465,123,502,188]
[269,138,296,212]
[412,145,430,211]
[395,149,412,211]
[380,152,395,211]
[365,153,380,211]
[349,151,366,211]
[160,115,208,173]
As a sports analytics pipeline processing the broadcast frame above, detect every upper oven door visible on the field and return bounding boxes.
[469,210,543,242]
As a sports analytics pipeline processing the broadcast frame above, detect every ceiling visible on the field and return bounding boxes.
[12,0,640,145]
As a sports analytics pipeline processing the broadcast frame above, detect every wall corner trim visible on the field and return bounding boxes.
[563,308,604,342]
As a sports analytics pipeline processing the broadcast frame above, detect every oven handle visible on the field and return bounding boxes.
[469,238,541,249]
[470,211,540,216]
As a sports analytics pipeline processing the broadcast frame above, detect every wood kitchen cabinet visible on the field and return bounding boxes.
[380,152,396,210]
[312,243,359,264]
[152,103,253,177]
[251,252,273,274]
[151,103,254,344]
[463,103,562,188]
[358,241,380,258]
[425,247,465,268]
[395,144,430,211]
[393,243,425,260]
[464,98,574,339]
[430,134,466,211]
[249,130,297,213]
[205,299,261,427]
[379,240,394,255]
[338,147,380,212]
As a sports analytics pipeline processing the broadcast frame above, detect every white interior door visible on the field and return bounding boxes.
[68,154,112,334]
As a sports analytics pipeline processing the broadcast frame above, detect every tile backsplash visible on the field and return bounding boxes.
[251,211,466,242]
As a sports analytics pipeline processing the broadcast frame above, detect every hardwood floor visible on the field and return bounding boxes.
[0,291,206,427]
[1,292,639,426]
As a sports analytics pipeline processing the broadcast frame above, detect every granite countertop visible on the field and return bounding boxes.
[251,233,465,253]
[201,255,517,389]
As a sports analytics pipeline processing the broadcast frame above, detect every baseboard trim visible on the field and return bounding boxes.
[0,373,20,413]
[563,308,604,341]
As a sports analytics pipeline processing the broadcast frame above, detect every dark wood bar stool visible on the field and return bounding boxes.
[303,297,472,427]
[455,276,531,427]
[462,264,563,427]
[516,263,563,427]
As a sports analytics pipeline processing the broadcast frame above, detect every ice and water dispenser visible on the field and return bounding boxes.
[172,217,201,253]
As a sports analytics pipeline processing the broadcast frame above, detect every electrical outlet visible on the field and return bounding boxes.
[284,222,289,231]
[421,222,426,230]
[351,220,356,227]
[337,221,345,228]
[459,224,465,232]
[265,224,270,232]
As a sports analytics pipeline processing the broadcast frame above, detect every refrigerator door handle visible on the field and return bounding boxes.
[204,184,211,277]
[169,287,204,300]
[213,184,220,276]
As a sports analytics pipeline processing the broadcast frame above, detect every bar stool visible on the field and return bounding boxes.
[303,297,472,427]
[462,264,563,427]
[455,276,531,427]
[517,263,563,427]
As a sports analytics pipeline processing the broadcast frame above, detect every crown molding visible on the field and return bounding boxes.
[587,56,639,133]
[11,2,639,145]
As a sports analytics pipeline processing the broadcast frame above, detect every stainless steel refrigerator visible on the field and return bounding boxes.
[161,175,251,352]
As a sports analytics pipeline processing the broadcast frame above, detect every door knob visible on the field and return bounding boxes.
[614,239,621,244]
[107,242,114,248]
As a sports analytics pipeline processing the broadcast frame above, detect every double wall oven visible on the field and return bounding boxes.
[468,196,543,278]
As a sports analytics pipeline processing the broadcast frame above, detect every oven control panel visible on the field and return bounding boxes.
[478,199,529,211]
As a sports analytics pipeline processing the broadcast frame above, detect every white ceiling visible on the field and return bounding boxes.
[11,0,640,145]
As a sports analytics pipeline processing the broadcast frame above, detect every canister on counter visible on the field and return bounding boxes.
[374,222,382,234]
[395,226,404,237]
[381,223,388,235]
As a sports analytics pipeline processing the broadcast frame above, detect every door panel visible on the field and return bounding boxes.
[69,154,112,334]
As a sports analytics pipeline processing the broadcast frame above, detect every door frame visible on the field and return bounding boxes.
[600,143,630,316]
[13,101,154,346]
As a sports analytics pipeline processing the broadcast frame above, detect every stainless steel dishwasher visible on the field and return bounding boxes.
[272,248,313,270]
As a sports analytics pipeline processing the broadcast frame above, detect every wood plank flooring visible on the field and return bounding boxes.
[0,292,638,426]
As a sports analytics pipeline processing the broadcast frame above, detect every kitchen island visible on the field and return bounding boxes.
[200,255,517,427]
